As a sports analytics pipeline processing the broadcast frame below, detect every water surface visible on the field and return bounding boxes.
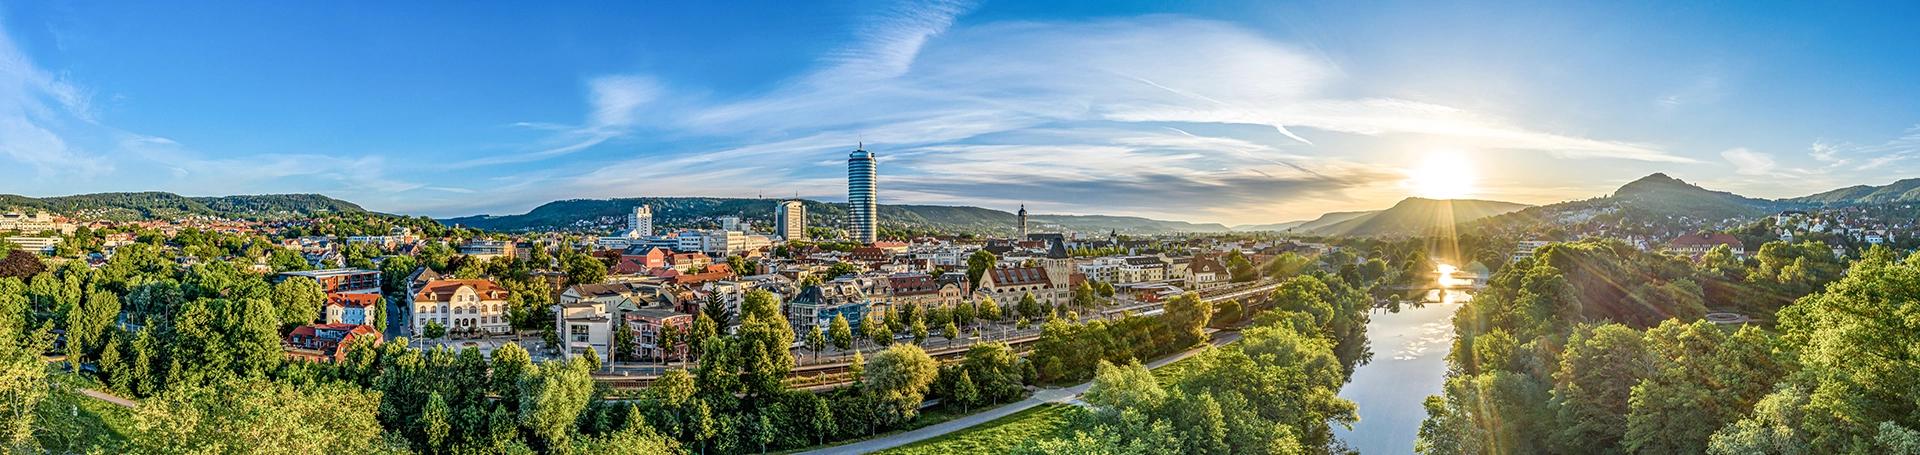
[1333,292,1463,454]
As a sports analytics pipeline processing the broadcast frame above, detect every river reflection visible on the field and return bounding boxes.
[1333,290,1468,454]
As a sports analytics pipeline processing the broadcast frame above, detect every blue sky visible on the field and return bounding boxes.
[2,1,1917,224]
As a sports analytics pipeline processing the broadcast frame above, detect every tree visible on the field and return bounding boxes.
[978,296,1002,321]
[942,321,959,342]
[690,313,719,360]
[911,317,928,345]
[863,314,893,347]
[614,323,637,362]
[1162,292,1212,346]
[828,314,853,351]
[564,253,607,285]
[582,346,603,371]
[1018,292,1041,320]
[422,392,451,454]
[734,289,796,398]
[952,370,979,413]
[271,277,326,327]
[865,344,940,426]
[953,301,976,328]
[370,297,388,332]
[849,350,865,383]
[129,377,397,454]
[491,343,533,408]
[519,359,595,447]
[805,326,828,363]
[1550,323,1653,453]
[727,255,753,276]
[825,261,864,279]
[424,320,447,339]
[966,250,997,291]
[0,249,43,280]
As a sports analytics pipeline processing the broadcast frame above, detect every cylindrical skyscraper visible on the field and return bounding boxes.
[848,144,877,244]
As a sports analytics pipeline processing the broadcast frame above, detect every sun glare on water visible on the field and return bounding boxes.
[1407,152,1478,199]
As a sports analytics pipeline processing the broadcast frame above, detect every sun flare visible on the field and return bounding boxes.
[1406,152,1478,199]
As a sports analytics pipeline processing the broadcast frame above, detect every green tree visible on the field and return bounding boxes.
[863,314,893,348]
[490,343,533,409]
[519,359,595,447]
[1018,292,1041,320]
[805,326,828,363]
[129,377,398,454]
[966,250,997,291]
[614,322,637,362]
[942,321,959,343]
[977,297,1001,321]
[953,301,976,328]
[828,314,853,352]
[734,289,796,398]
[952,369,979,413]
[424,320,447,339]
[910,317,928,345]
[1550,323,1653,453]
[422,392,452,454]
[271,277,326,327]
[865,344,939,426]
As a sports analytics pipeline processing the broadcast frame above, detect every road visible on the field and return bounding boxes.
[796,330,1244,455]
[79,388,138,408]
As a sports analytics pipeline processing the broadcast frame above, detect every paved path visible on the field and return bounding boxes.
[78,388,138,408]
[797,331,1244,455]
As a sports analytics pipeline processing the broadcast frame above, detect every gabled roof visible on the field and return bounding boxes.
[415,279,510,302]
[326,293,380,309]
[985,267,1051,287]
[1188,257,1227,274]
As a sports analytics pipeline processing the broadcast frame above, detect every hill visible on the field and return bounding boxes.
[1788,178,1920,205]
[0,192,366,221]
[1298,198,1531,236]
[440,197,1232,235]
[1609,173,1780,219]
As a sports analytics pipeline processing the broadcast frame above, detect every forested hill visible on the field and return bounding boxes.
[439,197,1236,234]
[0,192,366,221]
[1787,177,1920,205]
[1609,172,1783,218]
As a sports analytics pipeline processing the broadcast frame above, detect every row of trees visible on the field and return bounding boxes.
[1415,239,1918,454]
[1007,272,1375,453]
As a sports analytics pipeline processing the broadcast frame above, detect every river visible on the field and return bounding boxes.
[1333,290,1467,454]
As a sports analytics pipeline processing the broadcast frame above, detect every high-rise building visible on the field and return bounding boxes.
[628,206,653,238]
[776,200,807,241]
[1017,204,1028,239]
[720,216,742,231]
[848,144,877,244]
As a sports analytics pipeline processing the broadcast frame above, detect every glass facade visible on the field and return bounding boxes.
[848,147,877,244]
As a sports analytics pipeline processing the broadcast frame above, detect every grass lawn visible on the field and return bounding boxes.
[36,373,138,452]
[869,404,1077,455]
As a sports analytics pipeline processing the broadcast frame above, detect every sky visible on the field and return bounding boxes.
[1,1,1918,225]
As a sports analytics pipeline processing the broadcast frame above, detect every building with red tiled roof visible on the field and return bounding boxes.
[324,293,381,325]
[411,279,512,336]
[977,266,1067,308]
[284,323,381,363]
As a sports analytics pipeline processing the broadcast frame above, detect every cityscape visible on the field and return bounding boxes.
[3,2,1920,455]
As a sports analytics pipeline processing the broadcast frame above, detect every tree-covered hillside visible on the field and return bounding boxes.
[0,192,366,221]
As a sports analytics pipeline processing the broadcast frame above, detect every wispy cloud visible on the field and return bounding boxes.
[1720,147,1775,175]
[0,21,108,176]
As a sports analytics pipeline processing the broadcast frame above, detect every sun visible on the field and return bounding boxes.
[1406,152,1478,200]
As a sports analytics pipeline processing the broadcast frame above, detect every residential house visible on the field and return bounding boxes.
[283,323,381,363]
[412,279,512,336]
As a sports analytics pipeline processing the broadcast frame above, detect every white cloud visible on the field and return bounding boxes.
[1721,147,1776,175]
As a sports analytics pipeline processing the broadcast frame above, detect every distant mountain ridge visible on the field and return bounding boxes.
[0,192,366,221]
[440,197,1235,235]
[1291,198,1532,236]
[1788,178,1920,205]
